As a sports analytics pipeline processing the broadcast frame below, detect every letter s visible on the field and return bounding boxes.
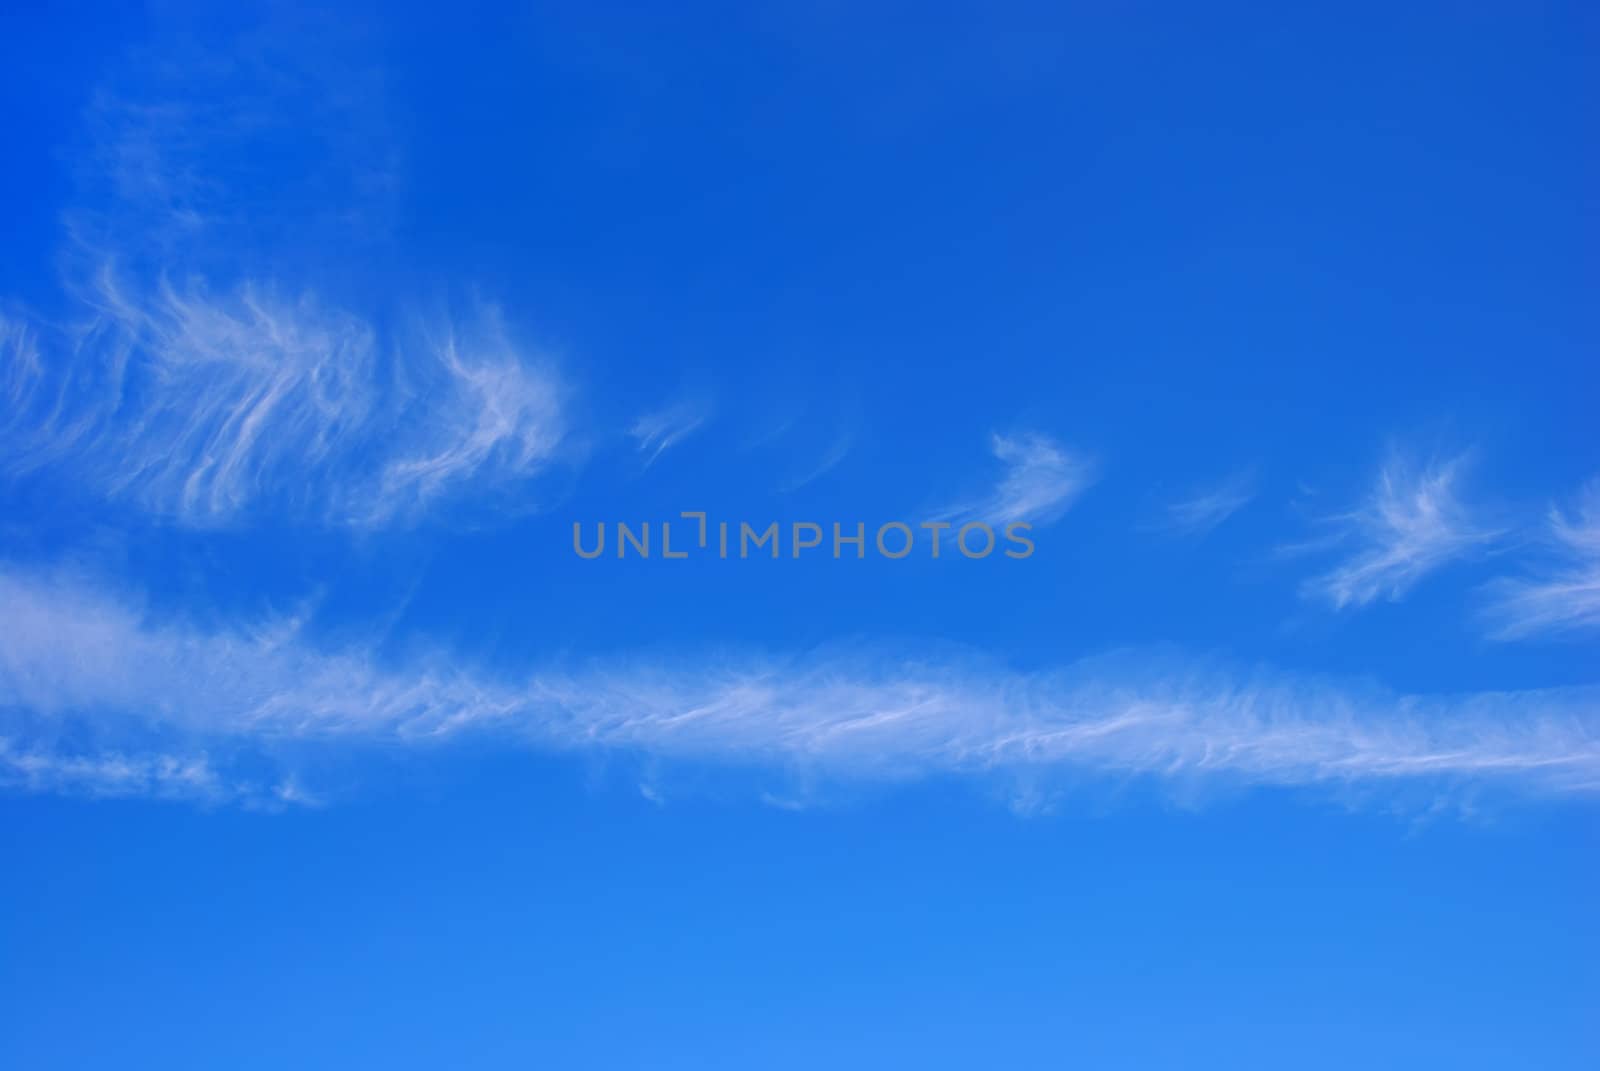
[1003,522,1034,559]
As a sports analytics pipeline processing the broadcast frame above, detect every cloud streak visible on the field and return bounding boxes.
[629,400,710,467]
[1298,453,1499,609]
[1,566,1594,807]
[1157,470,1257,536]
[933,432,1096,529]
[1483,480,1600,640]
[0,19,568,532]
[1,274,565,527]
[0,738,231,804]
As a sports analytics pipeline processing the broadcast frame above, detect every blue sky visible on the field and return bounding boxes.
[1,2,1597,1067]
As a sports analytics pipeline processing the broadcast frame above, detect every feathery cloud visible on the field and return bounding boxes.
[0,738,230,803]
[1483,480,1600,640]
[1156,470,1257,536]
[629,399,711,467]
[934,432,1096,529]
[1,566,1594,807]
[0,17,565,530]
[1298,453,1499,609]
[0,275,565,527]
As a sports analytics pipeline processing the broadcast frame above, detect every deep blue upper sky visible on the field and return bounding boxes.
[1,3,1596,1068]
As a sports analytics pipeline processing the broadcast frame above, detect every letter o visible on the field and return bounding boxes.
[958,522,995,558]
[876,522,914,559]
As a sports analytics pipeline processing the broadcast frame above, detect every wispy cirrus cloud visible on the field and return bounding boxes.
[1297,453,1500,609]
[776,426,854,492]
[0,274,565,527]
[0,738,232,805]
[933,432,1096,529]
[1154,470,1257,536]
[629,399,711,467]
[2,566,1594,808]
[738,391,860,492]
[0,16,567,530]
[1483,480,1600,640]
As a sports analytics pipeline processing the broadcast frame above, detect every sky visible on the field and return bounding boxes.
[0,2,1597,1067]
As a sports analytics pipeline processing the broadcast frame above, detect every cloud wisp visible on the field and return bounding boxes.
[629,400,711,467]
[776,424,856,493]
[1,21,567,531]
[1483,480,1600,640]
[2,566,1594,807]
[0,275,565,528]
[1297,453,1500,609]
[933,432,1097,529]
[1155,470,1257,536]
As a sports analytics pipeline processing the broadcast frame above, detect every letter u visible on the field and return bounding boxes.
[573,522,606,559]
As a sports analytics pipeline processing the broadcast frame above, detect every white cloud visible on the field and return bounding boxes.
[629,399,710,466]
[934,432,1096,529]
[0,738,229,803]
[1298,453,1499,609]
[0,19,565,530]
[1,274,565,527]
[1,566,1594,807]
[1483,480,1600,640]
[1157,470,1257,536]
